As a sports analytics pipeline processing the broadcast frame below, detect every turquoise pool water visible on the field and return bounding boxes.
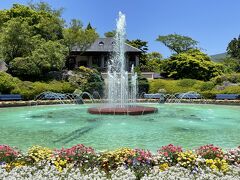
[0,104,239,152]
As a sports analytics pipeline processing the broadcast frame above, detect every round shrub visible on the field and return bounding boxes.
[0,72,20,94]
[198,82,215,91]
[177,79,197,87]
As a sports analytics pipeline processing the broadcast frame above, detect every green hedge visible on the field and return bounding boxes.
[11,81,76,100]
[149,79,240,99]
[0,72,76,100]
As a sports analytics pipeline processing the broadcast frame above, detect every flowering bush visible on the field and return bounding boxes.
[0,144,240,179]
[28,145,52,163]
[100,148,135,171]
[54,144,97,171]
[205,158,229,173]
[128,149,154,179]
[196,144,224,159]
[0,145,19,164]
[157,144,182,165]
[177,150,197,169]
[224,147,240,166]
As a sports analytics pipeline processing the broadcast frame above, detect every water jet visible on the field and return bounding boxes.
[88,12,157,115]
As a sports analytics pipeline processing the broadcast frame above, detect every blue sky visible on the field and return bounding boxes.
[1,0,240,57]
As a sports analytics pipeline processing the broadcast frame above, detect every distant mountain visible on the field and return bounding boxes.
[210,53,228,62]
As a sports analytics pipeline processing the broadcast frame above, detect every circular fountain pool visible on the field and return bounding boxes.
[0,104,240,151]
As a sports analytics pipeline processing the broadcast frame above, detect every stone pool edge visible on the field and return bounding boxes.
[1,99,240,108]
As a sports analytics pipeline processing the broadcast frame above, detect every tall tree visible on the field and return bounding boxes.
[156,33,198,54]
[227,35,240,59]
[86,22,93,30]
[0,18,35,63]
[0,3,65,41]
[104,30,116,37]
[63,19,98,54]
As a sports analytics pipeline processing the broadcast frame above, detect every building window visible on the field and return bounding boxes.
[98,41,104,46]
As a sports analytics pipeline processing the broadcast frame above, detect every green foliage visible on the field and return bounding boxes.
[156,33,199,54]
[104,30,116,37]
[220,57,240,73]
[10,40,68,79]
[126,39,148,54]
[227,35,240,59]
[140,52,163,72]
[177,79,197,87]
[138,76,149,94]
[0,18,35,63]
[12,80,75,100]
[219,86,240,94]
[0,72,75,99]
[0,72,20,94]
[126,39,149,68]
[149,79,200,94]
[212,73,240,84]
[198,81,215,91]
[0,3,64,41]
[0,3,68,79]
[68,66,104,95]
[161,50,223,81]
[63,19,98,53]
[149,79,240,99]
[86,22,93,30]
[10,57,41,78]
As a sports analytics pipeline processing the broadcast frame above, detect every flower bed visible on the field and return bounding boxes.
[0,144,240,179]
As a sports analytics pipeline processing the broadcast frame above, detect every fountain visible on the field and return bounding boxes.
[88,12,157,115]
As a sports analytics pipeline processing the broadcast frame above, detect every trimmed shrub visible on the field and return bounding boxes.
[11,81,76,100]
[68,66,104,95]
[0,72,20,94]
[198,81,215,91]
[177,79,197,87]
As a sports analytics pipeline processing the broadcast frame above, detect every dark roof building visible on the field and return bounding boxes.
[72,37,141,53]
[67,37,141,72]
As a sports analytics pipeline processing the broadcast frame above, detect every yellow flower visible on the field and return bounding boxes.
[205,158,229,173]
[159,163,169,171]
[177,150,197,168]
[28,146,52,162]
